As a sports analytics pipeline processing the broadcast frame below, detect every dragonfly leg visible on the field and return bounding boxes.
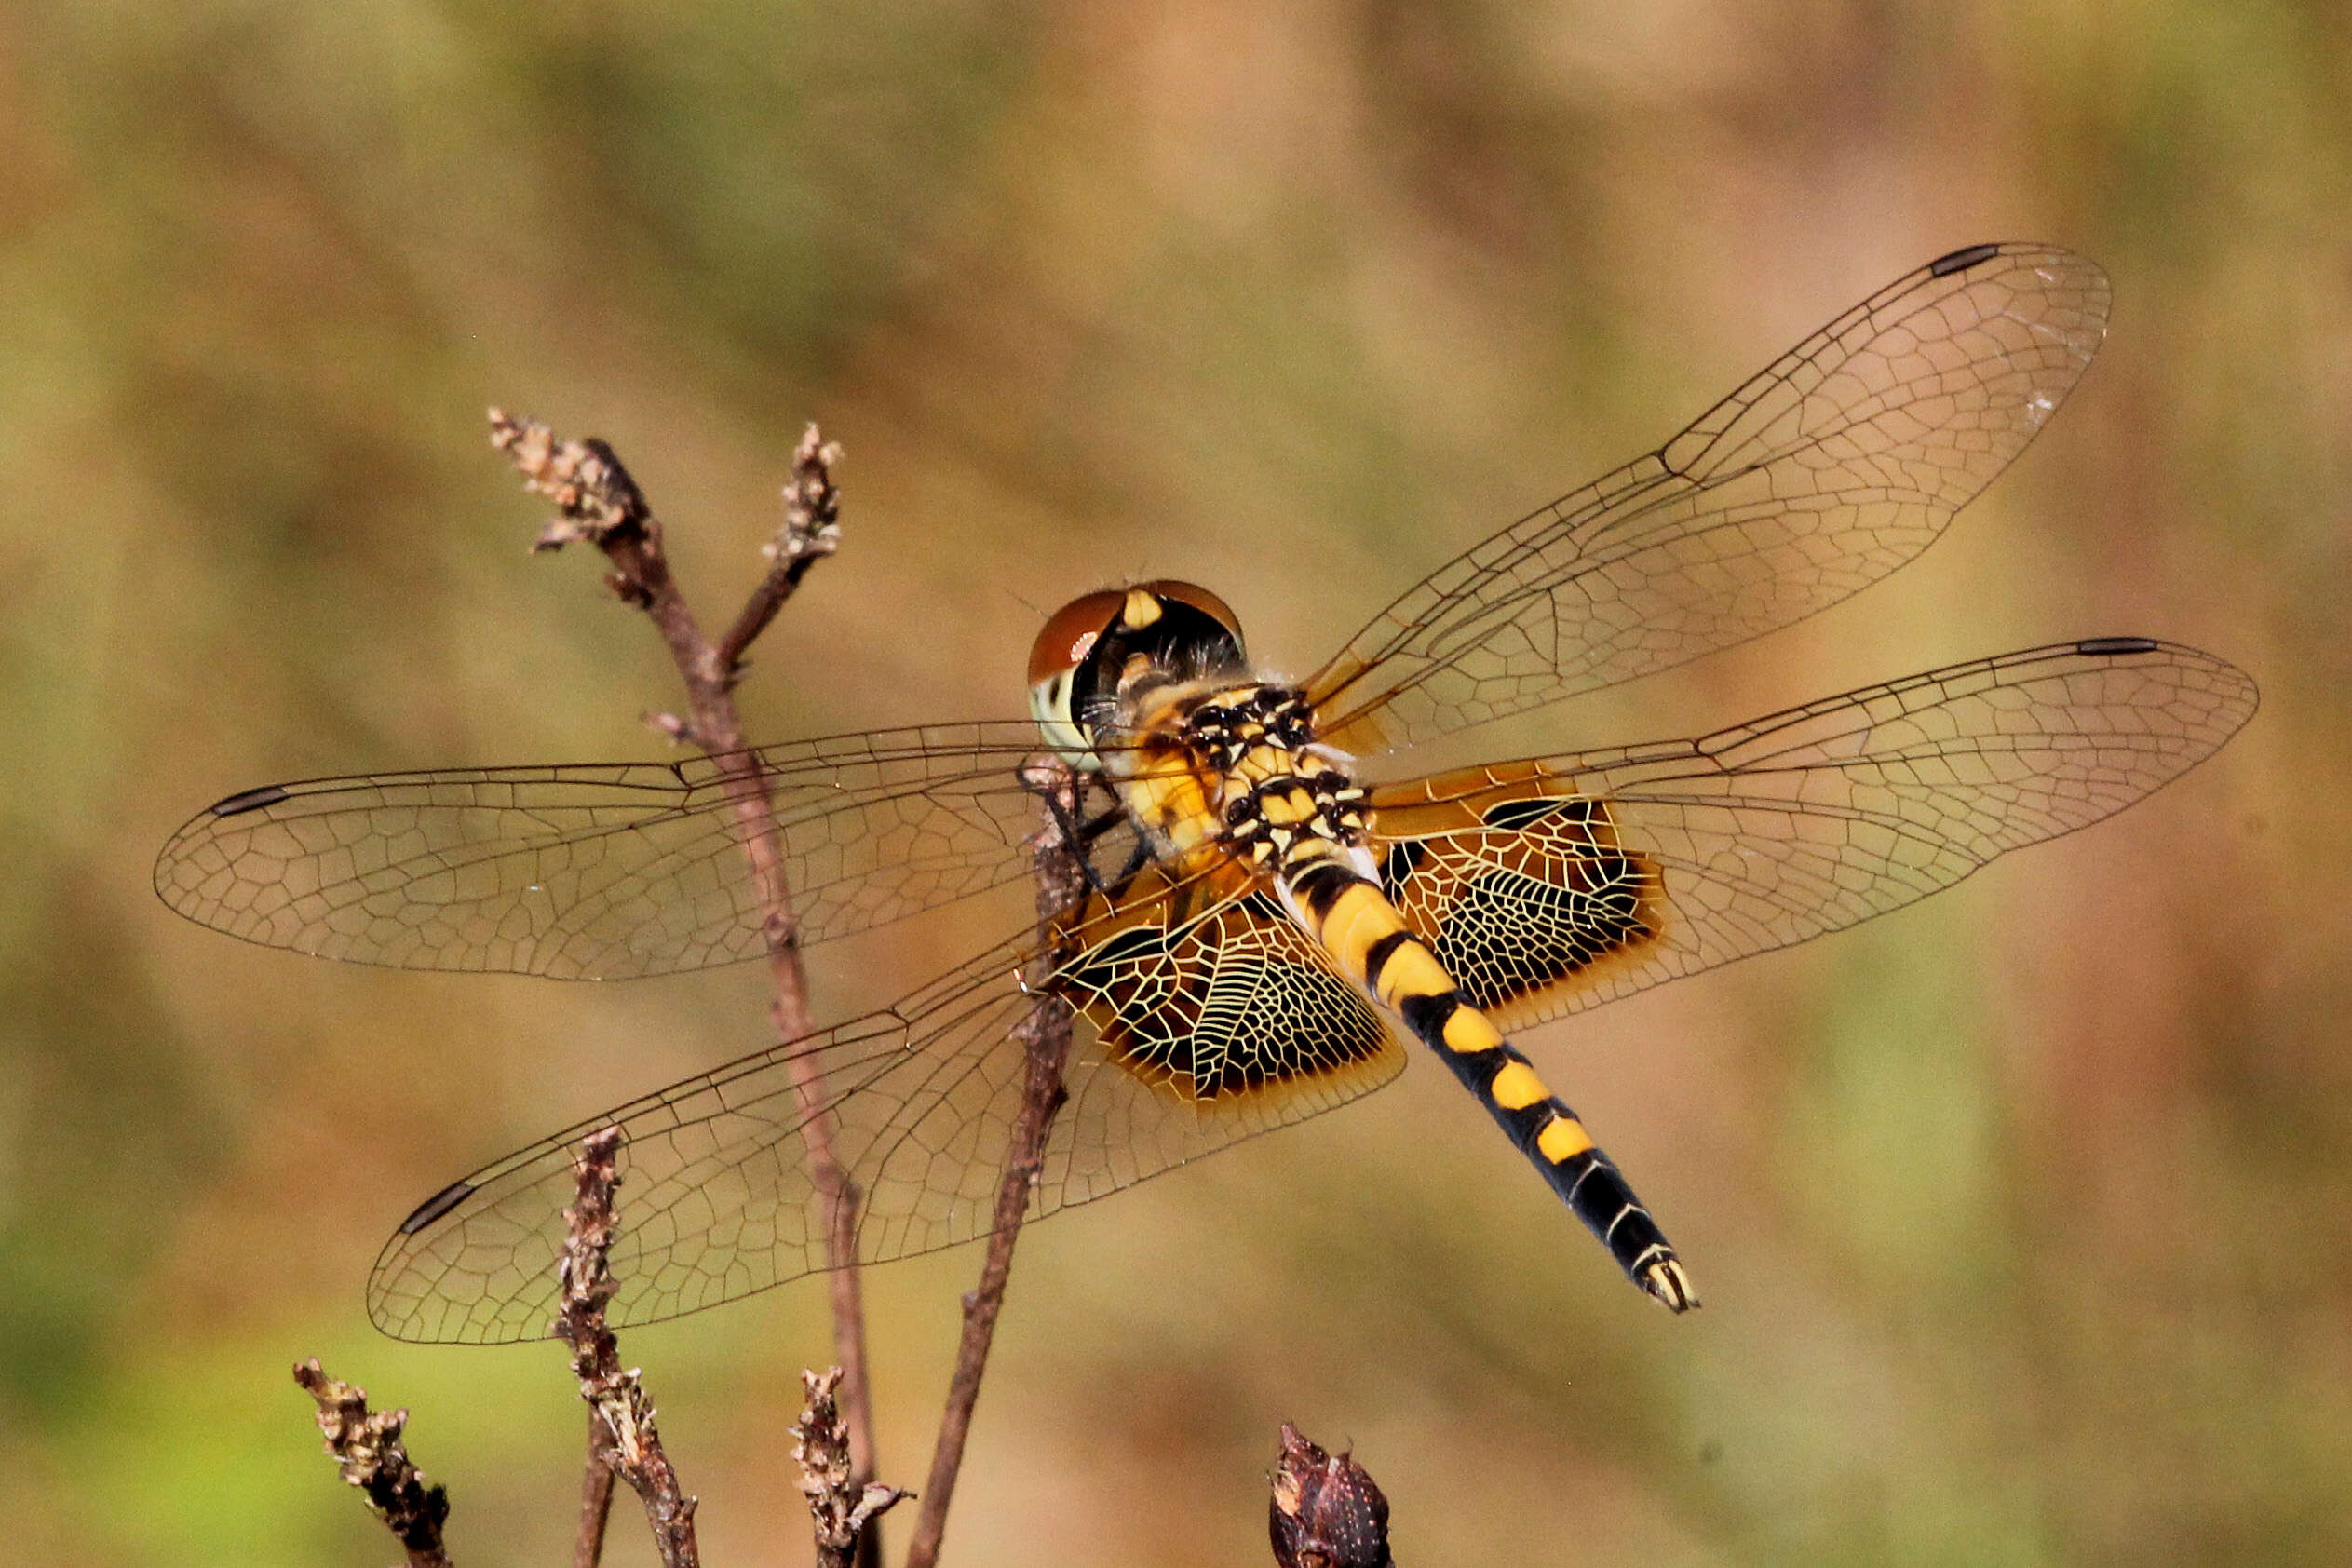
[1026,780,1131,899]
[1096,834,1155,899]
[1068,797,1154,900]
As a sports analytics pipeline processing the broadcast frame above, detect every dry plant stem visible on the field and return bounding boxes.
[1268,1424,1395,1568]
[574,1409,616,1568]
[718,424,844,670]
[292,1358,454,1568]
[901,758,1088,1568]
[490,412,880,1530]
[793,1368,912,1568]
[557,1129,700,1568]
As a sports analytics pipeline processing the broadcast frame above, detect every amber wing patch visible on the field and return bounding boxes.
[1376,791,1668,1032]
[1059,890,1402,1111]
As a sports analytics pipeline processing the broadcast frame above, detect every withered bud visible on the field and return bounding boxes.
[1269,1422,1392,1568]
[488,409,652,552]
[293,1359,453,1564]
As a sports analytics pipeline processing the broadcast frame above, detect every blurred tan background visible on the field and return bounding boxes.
[3,1,2345,1563]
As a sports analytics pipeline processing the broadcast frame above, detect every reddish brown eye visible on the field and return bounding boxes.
[1138,580,1241,641]
[1028,581,1247,692]
[1027,589,1129,686]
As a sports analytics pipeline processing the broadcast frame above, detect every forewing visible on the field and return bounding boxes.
[154,723,1088,979]
[1372,640,2256,1031]
[372,873,1403,1343]
[1311,244,2112,750]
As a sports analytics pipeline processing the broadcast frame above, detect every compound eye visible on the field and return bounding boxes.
[1137,580,1241,642]
[1028,589,1129,686]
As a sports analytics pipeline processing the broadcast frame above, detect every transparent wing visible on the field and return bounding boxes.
[1372,639,2257,1030]
[1310,243,2112,750]
[155,249,2105,980]
[371,873,1402,1344]
[153,723,1110,979]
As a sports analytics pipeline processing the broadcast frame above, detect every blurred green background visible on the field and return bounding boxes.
[3,1,2345,1563]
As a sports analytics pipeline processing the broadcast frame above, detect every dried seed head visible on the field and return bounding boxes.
[1269,1422,1392,1568]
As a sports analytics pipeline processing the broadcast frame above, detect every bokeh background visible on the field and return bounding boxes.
[4,2,2345,1563]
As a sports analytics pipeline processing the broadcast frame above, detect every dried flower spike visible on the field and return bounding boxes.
[1269,1422,1392,1568]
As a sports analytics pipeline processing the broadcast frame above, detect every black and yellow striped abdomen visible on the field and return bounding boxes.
[1283,843,1697,1313]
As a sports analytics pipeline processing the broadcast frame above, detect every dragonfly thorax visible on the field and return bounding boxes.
[1028,583,1371,874]
[1108,680,1372,875]
[1191,686,1372,871]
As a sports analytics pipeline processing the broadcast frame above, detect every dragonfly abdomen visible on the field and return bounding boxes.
[1282,847,1698,1313]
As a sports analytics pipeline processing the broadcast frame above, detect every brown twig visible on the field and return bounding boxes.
[555,1129,700,1568]
[718,424,844,672]
[574,1408,616,1568]
[901,756,1088,1568]
[1269,1424,1395,1568]
[492,411,882,1559]
[792,1368,913,1568]
[292,1358,454,1568]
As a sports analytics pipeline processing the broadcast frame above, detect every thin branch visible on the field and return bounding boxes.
[1269,1424,1395,1568]
[492,410,882,1553]
[902,756,1088,1568]
[555,1129,700,1568]
[574,1407,616,1568]
[717,424,843,675]
[292,1359,453,1568]
[792,1368,913,1568]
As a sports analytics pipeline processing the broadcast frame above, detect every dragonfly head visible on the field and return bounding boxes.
[1028,580,1247,768]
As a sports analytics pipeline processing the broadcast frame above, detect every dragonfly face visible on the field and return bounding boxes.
[1026,579,1248,773]
[155,242,2261,1343]
[1031,580,1367,871]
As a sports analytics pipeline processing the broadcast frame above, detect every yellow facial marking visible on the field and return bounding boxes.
[1487,1059,1548,1109]
[1440,1006,1504,1057]
[1119,588,1163,629]
[1536,1115,1596,1164]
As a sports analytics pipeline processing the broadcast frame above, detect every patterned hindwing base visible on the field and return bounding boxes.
[1376,779,1671,1030]
[1059,889,1399,1112]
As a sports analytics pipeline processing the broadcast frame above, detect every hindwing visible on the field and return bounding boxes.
[1373,767,1669,1031]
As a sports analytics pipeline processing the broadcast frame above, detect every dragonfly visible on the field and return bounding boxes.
[155,242,2257,1345]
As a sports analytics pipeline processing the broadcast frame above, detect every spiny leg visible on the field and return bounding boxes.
[1035,780,1147,900]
